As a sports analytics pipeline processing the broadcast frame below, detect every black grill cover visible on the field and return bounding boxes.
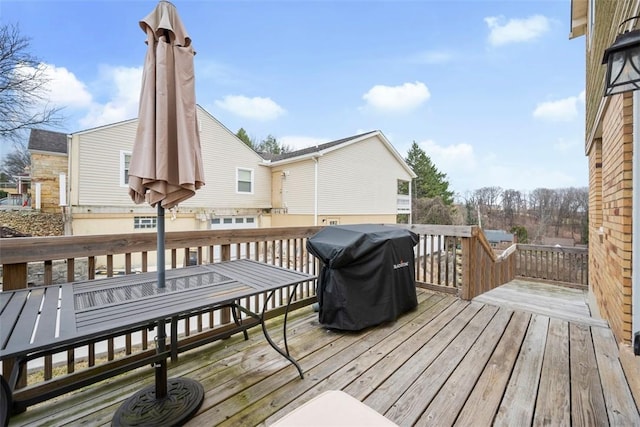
[307,224,419,331]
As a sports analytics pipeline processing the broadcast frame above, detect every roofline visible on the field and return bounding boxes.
[28,149,68,157]
[72,117,138,136]
[267,152,323,166]
[193,105,267,162]
[267,130,417,179]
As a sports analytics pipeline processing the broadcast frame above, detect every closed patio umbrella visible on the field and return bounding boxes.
[114,1,205,425]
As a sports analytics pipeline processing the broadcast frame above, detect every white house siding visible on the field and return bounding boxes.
[271,161,316,214]
[317,136,410,215]
[75,120,138,206]
[72,107,271,211]
[191,109,271,210]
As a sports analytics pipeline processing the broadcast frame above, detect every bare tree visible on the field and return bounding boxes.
[501,189,521,227]
[0,23,63,143]
[1,146,30,179]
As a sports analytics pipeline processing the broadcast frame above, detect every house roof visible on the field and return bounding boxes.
[28,129,68,154]
[266,131,378,162]
[265,130,417,179]
[484,229,514,243]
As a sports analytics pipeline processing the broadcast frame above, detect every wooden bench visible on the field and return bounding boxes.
[0,259,316,417]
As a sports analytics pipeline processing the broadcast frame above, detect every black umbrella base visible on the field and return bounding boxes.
[112,378,204,427]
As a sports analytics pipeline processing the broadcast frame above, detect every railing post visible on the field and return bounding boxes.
[459,237,473,300]
[220,244,231,325]
[221,244,231,262]
[3,263,28,290]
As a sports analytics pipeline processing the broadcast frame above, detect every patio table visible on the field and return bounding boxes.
[0,259,316,414]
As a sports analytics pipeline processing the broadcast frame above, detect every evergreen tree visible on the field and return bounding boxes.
[405,141,454,205]
[255,134,291,155]
[236,128,253,148]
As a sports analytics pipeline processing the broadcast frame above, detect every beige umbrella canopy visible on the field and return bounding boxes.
[128,0,204,209]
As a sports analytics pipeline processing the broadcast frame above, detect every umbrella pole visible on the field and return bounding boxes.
[113,204,204,426]
[155,204,168,399]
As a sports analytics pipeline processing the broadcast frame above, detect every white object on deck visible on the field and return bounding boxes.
[271,390,397,427]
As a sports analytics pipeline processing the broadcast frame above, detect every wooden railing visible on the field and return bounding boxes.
[0,224,586,407]
[515,244,588,288]
[1,227,323,402]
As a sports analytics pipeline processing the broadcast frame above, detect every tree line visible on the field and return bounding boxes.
[402,142,588,245]
[459,186,588,244]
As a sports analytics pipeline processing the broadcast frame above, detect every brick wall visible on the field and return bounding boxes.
[589,92,634,344]
[30,152,68,213]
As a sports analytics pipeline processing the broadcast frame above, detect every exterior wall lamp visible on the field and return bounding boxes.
[602,16,640,96]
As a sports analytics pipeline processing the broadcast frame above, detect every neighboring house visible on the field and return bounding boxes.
[28,129,68,212]
[570,0,639,365]
[267,131,416,227]
[483,229,515,250]
[29,106,415,235]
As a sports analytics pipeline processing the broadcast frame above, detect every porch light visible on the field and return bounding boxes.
[602,16,640,96]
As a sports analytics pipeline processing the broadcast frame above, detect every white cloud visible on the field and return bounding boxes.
[78,66,142,129]
[485,15,550,46]
[279,135,329,151]
[13,62,93,111]
[362,81,430,112]
[215,95,285,121]
[414,138,585,195]
[533,92,584,122]
[41,64,93,108]
[13,62,142,130]
[420,139,477,173]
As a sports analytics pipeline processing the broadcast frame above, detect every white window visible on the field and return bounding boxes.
[134,216,156,229]
[211,216,258,230]
[237,168,254,194]
[120,151,132,187]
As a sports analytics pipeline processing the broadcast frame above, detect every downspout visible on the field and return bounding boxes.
[633,91,640,353]
[409,179,413,225]
[313,156,319,226]
[64,134,73,235]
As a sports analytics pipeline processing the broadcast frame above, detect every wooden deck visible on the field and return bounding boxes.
[9,281,640,426]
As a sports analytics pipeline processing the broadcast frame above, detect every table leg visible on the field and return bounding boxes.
[260,285,304,379]
[231,301,249,340]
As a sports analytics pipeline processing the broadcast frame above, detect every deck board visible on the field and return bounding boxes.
[418,306,513,426]
[533,318,570,426]
[9,280,640,427]
[569,322,609,426]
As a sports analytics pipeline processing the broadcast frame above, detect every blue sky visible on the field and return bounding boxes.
[2,0,587,197]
